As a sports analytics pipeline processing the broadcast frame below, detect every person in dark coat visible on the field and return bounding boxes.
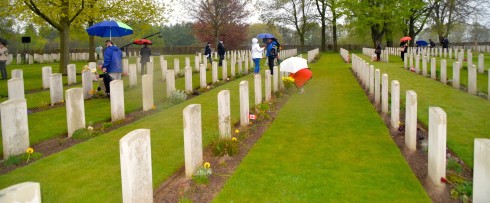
[266,38,279,75]
[400,40,408,61]
[429,39,435,48]
[442,37,449,50]
[204,42,212,64]
[375,41,382,61]
[100,40,122,80]
[217,40,225,66]
[140,44,151,74]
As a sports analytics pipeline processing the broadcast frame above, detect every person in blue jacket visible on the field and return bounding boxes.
[99,40,123,80]
[266,38,279,75]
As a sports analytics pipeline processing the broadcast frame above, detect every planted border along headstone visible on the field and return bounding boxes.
[240,80,249,127]
[428,107,446,187]
[1,98,29,159]
[254,74,262,105]
[8,78,25,99]
[50,73,63,106]
[381,74,388,113]
[405,90,417,151]
[166,70,176,98]
[110,80,125,121]
[473,138,490,202]
[66,88,85,137]
[67,64,76,85]
[119,129,153,203]
[218,90,231,138]
[391,80,400,129]
[183,104,203,178]
[42,66,52,89]
[0,182,41,203]
[142,74,154,111]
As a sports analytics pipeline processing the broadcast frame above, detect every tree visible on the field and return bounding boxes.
[315,0,344,52]
[262,0,315,52]
[160,23,198,46]
[430,0,486,43]
[401,0,434,46]
[185,0,249,48]
[18,0,86,73]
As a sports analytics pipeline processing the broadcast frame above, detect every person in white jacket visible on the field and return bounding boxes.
[251,38,265,74]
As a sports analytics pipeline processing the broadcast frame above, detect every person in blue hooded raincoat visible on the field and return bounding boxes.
[100,40,122,80]
[266,38,279,75]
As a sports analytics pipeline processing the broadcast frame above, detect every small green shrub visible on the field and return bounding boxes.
[102,122,113,130]
[447,158,463,173]
[211,138,238,157]
[192,163,212,185]
[3,152,43,166]
[72,128,101,140]
[169,90,188,104]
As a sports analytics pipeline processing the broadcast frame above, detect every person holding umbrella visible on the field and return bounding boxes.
[251,38,265,75]
[0,39,8,80]
[140,44,151,75]
[99,40,123,80]
[399,37,410,61]
[280,57,312,94]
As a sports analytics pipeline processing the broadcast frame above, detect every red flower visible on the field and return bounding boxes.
[440,177,448,183]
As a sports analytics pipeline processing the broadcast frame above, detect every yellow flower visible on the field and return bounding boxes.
[234,129,240,134]
[206,86,211,89]
[87,126,94,131]
[203,162,211,169]
[26,147,34,154]
[249,121,252,124]
[232,137,237,142]
[151,105,156,110]
[89,89,95,95]
[90,69,97,73]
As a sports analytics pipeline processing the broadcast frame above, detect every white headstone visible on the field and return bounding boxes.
[254,74,262,105]
[405,90,417,151]
[374,69,381,105]
[404,54,408,69]
[50,73,63,105]
[391,80,400,129]
[244,59,249,74]
[473,138,490,202]
[273,66,279,92]
[218,90,231,138]
[212,61,218,82]
[185,57,190,68]
[369,65,374,95]
[82,70,93,99]
[0,182,41,203]
[42,66,52,89]
[428,107,447,187]
[409,54,413,69]
[136,57,141,74]
[240,80,249,127]
[142,74,154,111]
[110,80,125,121]
[431,58,436,80]
[478,54,484,73]
[381,74,388,113]
[231,59,236,77]
[222,60,228,80]
[467,52,473,71]
[453,62,460,89]
[200,64,207,88]
[65,88,85,137]
[1,98,29,159]
[28,55,33,64]
[265,70,272,102]
[146,61,154,75]
[185,67,193,93]
[8,78,25,100]
[238,58,243,74]
[440,60,447,84]
[129,64,137,88]
[422,56,427,76]
[183,104,203,178]
[174,58,180,77]
[16,54,21,65]
[119,129,153,203]
[160,60,167,81]
[122,58,129,75]
[67,64,77,85]
[194,56,200,71]
[415,55,420,73]
[166,70,175,98]
[468,64,477,95]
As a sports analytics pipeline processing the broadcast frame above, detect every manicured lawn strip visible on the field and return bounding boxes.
[214,53,429,202]
[390,53,489,94]
[0,66,260,201]
[0,55,243,157]
[360,54,490,167]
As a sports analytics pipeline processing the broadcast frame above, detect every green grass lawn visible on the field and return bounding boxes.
[0,54,250,158]
[0,62,262,201]
[360,54,490,167]
[214,53,430,202]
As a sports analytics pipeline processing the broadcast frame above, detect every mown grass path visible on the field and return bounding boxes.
[214,53,430,202]
[359,54,490,167]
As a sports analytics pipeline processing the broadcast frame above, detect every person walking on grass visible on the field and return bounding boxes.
[400,40,408,61]
[217,40,225,66]
[140,44,151,75]
[251,38,265,75]
[99,40,122,80]
[204,42,212,64]
[0,41,8,80]
[375,41,382,61]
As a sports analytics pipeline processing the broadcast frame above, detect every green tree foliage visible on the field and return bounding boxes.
[247,23,284,44]
[160,23,198,46]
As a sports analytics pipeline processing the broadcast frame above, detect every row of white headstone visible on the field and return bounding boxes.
[402,53,489,99]
[8,52,97,65]
[307,48,319,63]
[340,48,350,63]
[362,47,389,62]
[351,53,489,203]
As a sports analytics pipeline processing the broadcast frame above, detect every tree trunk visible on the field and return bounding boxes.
[409,17,416,47]
[385,24,393,47]
[332,15,338,52]
[320,18,326,52]
[59,27,70,74]
[299,34,305,53]
[88,21,95,62]
[371,24,383,47]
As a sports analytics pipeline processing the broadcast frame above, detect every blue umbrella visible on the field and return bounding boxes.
[416,40,428,47]
[256,33,275,39]
[86,20,133,40]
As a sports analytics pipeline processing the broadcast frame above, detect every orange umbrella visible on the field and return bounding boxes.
[400,36,412,42]
[290,68,312,88]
